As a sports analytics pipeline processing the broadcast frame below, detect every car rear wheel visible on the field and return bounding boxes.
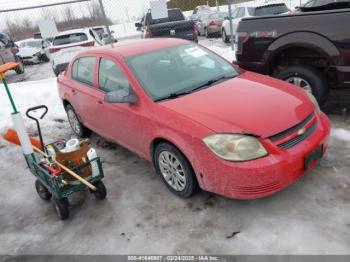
[14,56,25,74]
[276,65,329,106]
[222,28,229,43]
[154,143,199,198]
[65,104,92,138]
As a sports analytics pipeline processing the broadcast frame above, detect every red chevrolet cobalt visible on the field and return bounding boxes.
[57,38,330,199]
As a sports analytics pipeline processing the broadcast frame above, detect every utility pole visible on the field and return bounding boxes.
[227,0,235,50]
[97,0,113,44]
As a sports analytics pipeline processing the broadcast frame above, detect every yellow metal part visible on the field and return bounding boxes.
[0,73,5,80]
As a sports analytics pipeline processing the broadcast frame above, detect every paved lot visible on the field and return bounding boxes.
[0,38,350,255]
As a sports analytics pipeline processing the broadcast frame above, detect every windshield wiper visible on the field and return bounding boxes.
[189,74,236,93]
[154,74,236,102]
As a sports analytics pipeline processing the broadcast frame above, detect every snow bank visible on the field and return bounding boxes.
[331,128,350,142]
[0,78,66,134]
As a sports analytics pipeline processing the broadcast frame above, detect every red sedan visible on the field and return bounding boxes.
[57,38,330,199]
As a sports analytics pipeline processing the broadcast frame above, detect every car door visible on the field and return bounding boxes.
[70,56,106,134]
[97,56,141,153]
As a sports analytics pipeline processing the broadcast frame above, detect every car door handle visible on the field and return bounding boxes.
[71,89,76,94]
[98,100,103,104]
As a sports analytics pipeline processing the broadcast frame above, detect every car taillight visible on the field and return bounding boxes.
[209,20,216,26]
[49,47,61,54]
[81,41,95,47]
[235,32,249,55]
[192,23,198,35]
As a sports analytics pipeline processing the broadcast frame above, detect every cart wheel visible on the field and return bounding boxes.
[93,181,107,200]
[52,198,69,220]
[35,180,52,201]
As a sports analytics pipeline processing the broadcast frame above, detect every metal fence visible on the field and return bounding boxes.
[0,0,304,46]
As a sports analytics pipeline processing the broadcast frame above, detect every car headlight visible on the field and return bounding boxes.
[305,90,320,112]
[203,134,268,161]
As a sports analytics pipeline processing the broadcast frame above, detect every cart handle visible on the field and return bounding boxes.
[26,105,48,151]
[26,105,48,120]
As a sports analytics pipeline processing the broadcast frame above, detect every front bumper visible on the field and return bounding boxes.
[195,112,330,199]
[21,55,40,64]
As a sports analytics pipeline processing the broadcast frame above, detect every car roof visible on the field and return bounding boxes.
[77,38,191,58]
[17,38,41,43]
[54,28,91,38]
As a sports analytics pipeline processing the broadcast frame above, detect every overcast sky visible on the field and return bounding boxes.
[0,0,153,30]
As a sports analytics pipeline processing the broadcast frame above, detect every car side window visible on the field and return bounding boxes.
[72,57,96,86]
[98,58,130,93]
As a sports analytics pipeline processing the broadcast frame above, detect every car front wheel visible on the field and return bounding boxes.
[65,104,91,138]
[154,143,199,198]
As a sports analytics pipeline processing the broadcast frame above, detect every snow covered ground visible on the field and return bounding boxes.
[0,38,350,255]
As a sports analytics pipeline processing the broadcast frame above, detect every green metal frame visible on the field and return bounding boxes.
[24,153,104,199]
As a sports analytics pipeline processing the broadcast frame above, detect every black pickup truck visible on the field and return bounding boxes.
[135,8,198,42]
[235,8,350,105]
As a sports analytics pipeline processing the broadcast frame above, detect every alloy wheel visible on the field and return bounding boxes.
[67,109,81,135]
[285,76,312,93]
[158,151,187,191]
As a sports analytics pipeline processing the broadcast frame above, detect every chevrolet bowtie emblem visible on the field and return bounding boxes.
[297,128,306,135]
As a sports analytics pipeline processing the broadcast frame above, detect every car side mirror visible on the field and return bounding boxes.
[104,87,137,104]
[135,22,142,28]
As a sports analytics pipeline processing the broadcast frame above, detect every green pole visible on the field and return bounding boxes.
[1,77,18,113]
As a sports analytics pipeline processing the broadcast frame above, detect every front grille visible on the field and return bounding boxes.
[278,121,318,150]
[269,112,314,142]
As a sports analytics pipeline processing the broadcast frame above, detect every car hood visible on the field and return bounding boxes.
[159,71,314,138]
[18,47,41,57]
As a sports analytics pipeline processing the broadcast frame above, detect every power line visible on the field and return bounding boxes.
[0,0,91,13]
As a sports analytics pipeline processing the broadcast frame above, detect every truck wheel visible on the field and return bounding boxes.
[222,29,229,43]
[35,180,52,201]
[154,143,199,198]
[52,198,69,220]
[276,65,329,106]
[65,104,92,138]
[14,56,25,74]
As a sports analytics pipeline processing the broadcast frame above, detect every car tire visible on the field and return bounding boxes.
[275,65,329,106]
[41,54,50,63]
[154,143,199,198]
[222,28,229,43]
[52,198,69,220]
[53,67,60,77]
[14,56,25,74]
[35,180,52,201]
[65,104,92,138]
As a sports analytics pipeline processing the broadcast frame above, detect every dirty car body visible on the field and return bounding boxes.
[57,38,330,199]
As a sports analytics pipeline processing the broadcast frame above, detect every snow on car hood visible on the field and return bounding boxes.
[160,71,314,138]
[17,47,41,57]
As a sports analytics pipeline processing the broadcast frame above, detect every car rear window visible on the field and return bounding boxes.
[149,9,185,24]
[254,4,289,16]
[53,33,88,46]
[209,12,227,19]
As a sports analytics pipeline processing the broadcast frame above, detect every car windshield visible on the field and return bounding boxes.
[20,40,41,48]
[53,33,88,46]
[127,44,239,101]
[209,12,228,19]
